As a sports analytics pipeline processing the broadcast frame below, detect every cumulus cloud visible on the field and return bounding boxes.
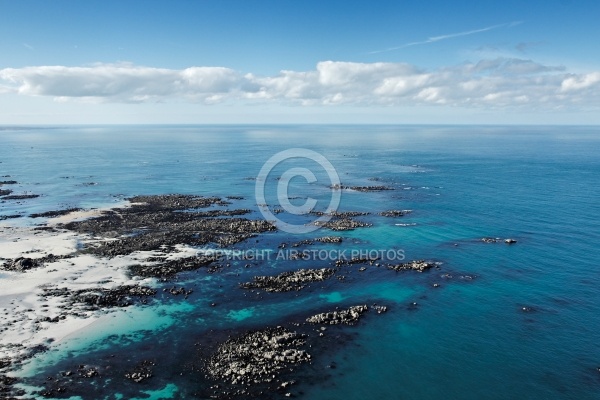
[0,58,598,110]
[0,63,240,103]
[561,72,600,91]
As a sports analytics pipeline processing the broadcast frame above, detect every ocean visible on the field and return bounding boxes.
[1,125,599,399]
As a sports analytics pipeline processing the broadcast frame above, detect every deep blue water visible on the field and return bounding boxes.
[1,125,600,399]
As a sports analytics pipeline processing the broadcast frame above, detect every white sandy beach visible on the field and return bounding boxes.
[0,209,195,381]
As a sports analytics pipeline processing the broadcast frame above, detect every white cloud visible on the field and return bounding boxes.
[0,58,599,111]
[561,72,600,91]
[0,63,240,102]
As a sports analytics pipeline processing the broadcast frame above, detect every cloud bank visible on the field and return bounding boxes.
[1,59,599,111]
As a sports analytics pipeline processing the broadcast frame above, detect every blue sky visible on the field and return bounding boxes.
[1,0,599,124]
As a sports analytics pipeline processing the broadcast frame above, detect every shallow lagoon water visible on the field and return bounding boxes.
[1,125,600,399]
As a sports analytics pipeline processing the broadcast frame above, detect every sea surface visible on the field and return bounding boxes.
[1,125,600,399]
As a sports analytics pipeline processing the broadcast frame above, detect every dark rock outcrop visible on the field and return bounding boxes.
[61,195,276,257]
[388,260,436,272]
[0,214,21,221]
[30,208,82,218]
[331,185,394,192]
[129,255,218,278]
[306,305,368,325]
[241,268,335,293]
[379,210,412,217]
[205,326,310,386]
[313,218,371,231]
[2,194,39,200]
[125,360,155,383]
[1,254,69,272]
[41,285,157,310]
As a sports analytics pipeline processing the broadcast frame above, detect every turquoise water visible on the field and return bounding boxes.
[1,125,600,399]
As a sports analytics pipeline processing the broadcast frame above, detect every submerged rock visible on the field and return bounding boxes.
[481,237,518,244]
[0,214,21,221]
[2,194,39,200]
[379,210,412,217]
[125,360,155,383]
[0,374,18,396]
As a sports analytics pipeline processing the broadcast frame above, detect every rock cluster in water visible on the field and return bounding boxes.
[387,260,436,272]
[129,255,219,279]
[41,285,157,310]
[124,360,155,383]
[310,211,370,217]
[0,187,460,399]
[241,268,335,292]
[60,194,276,257]
[331,184,394,192]
[313,218,372,231]
[205,326,310,386]
[309,210,372,231]
[1,194,39,200]
[286,236,343,248]
[481,237,517,244]
[306,305,369,325]
[0,214,21,221]
[379,210,412,217]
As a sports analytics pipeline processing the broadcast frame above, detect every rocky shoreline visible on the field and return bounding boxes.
[0,191,458,399]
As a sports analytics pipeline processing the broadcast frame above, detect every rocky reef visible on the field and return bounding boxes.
[379,210,412,217]
[481,237,517,244]
[205,326,310,388]
[306,305,369,325]
[313,218,371,231]
[41,285,157,310]
[331,184,394,192]
[61,194,276,257]
[240,268,335,293]
[387,260,437,272]
[129,255,219,279]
